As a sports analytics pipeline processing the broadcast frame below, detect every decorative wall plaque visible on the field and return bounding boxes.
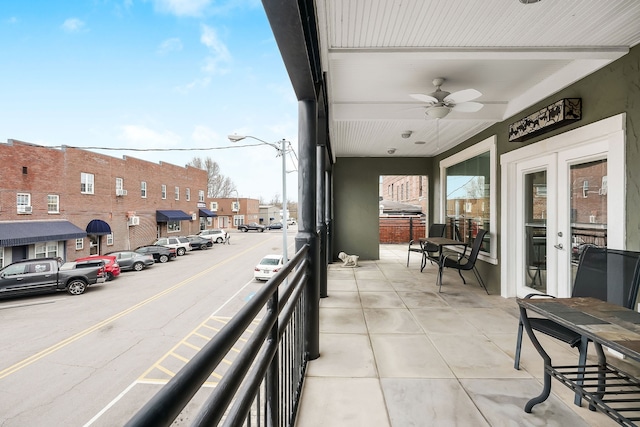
[509,98,581,142]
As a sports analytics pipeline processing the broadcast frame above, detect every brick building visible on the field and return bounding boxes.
[0,139,210,266]
[207,197,261,229]
[380,175,428,214]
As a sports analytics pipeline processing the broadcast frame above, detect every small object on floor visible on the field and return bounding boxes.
[338,251,359,267]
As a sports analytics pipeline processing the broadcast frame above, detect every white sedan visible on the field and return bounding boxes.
[254,254,284,281]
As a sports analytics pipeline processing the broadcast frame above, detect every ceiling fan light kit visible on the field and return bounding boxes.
[426,106,450,119]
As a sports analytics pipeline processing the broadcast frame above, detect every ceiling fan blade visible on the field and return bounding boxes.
[443,88,481,104]
[409,93,438,104]
[451,101,484,113]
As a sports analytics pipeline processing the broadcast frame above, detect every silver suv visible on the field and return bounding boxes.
[154,236,192,256]
[198,229,228,243]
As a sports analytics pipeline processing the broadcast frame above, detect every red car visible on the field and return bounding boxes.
[75,255,121,281]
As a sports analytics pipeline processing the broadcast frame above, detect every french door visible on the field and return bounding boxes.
[502,114,625,298]
[516,143,608,297]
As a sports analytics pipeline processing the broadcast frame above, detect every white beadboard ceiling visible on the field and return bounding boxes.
[314,0,640,159]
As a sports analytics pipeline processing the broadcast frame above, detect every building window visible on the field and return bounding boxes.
[232,201,240,212]
[75,239,84,250]
[35,241,58,258]
[175,186,180,200]
[47,195,59,213]
[17,193,31,214]
[116,177,124,192]
[141,181,147,198]
[210,201,218,211]
[206,217,212,226]
[106,234,114,245]
[440,135,496,263]
[167,220,181,233]
[583,180,589,198]
[186,188,190,201]
[199,190,205,203]
[161,184,167,200]
[81,172,94,194]
[0,247,4,269]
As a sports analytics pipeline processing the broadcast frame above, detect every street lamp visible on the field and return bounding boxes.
[231,188,240,226]
[228,134,289,262]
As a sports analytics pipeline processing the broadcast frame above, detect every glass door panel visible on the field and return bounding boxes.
[524,170,547,292]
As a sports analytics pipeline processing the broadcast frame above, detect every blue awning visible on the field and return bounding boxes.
[199,208,217,217]
[156,210,192,222]
[0,221,87,247]
[86,219,112,235]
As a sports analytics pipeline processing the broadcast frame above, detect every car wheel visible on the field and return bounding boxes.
[107,272,114,281]
[133,262,145,271]
[216,237,223,243]
[67,279,87,295]
[201,244,208,250]
[242,228,248,232]
[177,247,186,256]
[159,254,169,263]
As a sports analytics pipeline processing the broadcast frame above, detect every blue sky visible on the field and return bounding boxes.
[0,0,298,202]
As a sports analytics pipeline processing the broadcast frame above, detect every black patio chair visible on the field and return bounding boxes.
[406,223,446,269]
[441,228,489,294]
[514,246,640,371]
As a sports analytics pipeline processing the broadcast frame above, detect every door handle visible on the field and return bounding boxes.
[554,243,563,250]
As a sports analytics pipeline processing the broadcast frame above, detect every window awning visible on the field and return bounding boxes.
[156,210,192,222]
[199,208,217,217]
[86,219,112,235]
[0,220,87,246]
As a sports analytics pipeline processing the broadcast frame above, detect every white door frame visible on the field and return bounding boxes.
[500,114,626,298]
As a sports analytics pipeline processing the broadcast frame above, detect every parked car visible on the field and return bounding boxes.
[186,235,213,250]
[135,245,177,263]
[154,236,192,256]
[238,222,266,232]
[74,255,121,281]
[253,254,284,281]
[0,257,106,298]
[287,218,297,226]
[198,228,228,243]
[266,222,284,230]
[106,251,155,271]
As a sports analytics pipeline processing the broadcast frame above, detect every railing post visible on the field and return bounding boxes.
[266,292,279,427]
[317,143,327,298]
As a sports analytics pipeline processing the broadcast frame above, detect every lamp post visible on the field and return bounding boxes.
[228,134,289,262]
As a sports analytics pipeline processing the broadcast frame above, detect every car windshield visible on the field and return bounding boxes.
[260,258,280,266]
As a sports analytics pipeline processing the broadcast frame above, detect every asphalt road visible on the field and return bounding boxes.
[0,229,296,427]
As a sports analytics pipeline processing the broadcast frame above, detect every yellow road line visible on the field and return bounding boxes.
[0,240,274,380]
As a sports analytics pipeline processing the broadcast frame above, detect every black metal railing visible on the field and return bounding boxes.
[126,244,311,427]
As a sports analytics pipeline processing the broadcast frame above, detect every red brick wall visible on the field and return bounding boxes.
[379,216,426,243]
[1,139,208,258]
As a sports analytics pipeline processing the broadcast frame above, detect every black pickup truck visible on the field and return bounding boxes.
[0,258,106,299]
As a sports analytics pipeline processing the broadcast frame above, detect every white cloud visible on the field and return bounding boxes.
[61,18,86,33]
[157,37,183,55]
[191,125,219,144]
[152,0,212,17]
[118,124,182,148]
[200,24,231,74]
[173,76,211,94]
[6,17,19,24]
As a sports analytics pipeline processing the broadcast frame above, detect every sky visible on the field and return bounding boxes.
[0,0,299,203]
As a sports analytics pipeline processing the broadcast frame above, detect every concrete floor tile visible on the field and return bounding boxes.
[306,333,377,378]
[370,334,454,378]
[363,308,423,334]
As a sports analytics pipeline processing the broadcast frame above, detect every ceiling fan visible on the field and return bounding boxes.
[410,78,483,119]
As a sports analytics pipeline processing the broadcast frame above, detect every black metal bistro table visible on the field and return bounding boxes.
[517,297,640,426]
[420,237,467,291]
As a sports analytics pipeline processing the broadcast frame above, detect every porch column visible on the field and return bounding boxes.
[317,122,328,298]
[296,98,320,360]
